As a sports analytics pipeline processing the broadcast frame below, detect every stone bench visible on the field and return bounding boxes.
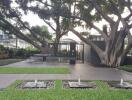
[28,56,43,62]
[46,56,76,64]
[29,54,76,64]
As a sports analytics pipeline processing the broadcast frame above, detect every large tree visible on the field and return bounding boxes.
[38,0,132,67]
[16,0,71,53]
[65,0,132,67]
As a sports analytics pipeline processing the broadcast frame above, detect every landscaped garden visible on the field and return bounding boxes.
[0,0,132,100]
[120,65,132,73]
[0,67,70,74]
[0,80,132,100]
[0,45,40,66]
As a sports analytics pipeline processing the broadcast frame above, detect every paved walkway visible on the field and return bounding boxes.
[0,60,132,89]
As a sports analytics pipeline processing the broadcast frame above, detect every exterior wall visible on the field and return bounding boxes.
[84,41,105,65]
[84,43,91,62]
[124,56,132,65]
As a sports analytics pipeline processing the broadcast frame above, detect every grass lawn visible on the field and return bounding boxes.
[120,65,132,72]
[0,59,24,66]
[0,67,70,74]
[0,80,132,100]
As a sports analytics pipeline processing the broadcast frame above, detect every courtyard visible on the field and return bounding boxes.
[0,60,132,100]
[1,0,132,99]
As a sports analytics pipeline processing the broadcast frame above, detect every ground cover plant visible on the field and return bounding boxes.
[0,67,70,74]
[120,65,132,72]
[0,80,132,100]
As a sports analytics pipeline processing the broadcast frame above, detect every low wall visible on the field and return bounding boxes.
[124,56,132,65]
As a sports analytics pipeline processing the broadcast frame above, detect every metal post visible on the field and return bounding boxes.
[82,44,84,63]
[69,42,76,64]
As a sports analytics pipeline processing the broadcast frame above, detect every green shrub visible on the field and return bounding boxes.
[0,45,40,59]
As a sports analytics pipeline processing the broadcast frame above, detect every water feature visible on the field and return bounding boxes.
[78,76,81,85]
[22,80,47,88]
[120,78,123,86]
[117,78,132,88]
[107,78,132,89]
[68,76,96,88]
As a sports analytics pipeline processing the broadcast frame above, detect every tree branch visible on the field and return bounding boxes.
[60,30,69,38]
[12,13,48,46]
[127,0,132,13]
[118,30,132,62]
[128,23,132,29]
[122,42,132,58]
[125,13,132,21]
[0,16,42,49]
[43,19,56,31]
[36,0,54,8]
[125,0,132,21]
[88,22,109,42]
[62,14,109,41]
[90,0,115,24]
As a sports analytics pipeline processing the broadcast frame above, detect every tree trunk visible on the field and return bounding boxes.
[54,34,60,55]
[71,28,130,68]
[98,29,127,67]
[99,52,125,67]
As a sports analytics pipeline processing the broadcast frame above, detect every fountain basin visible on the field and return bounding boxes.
[68,82,96,88]
[107,81,132,89]
[23,81,46,88]
[19,80,55,89]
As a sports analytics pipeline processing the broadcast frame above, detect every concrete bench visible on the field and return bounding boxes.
[28,56,43,62]
[46,56,63,62]
[46,56,76,64]
[29,54,76,64]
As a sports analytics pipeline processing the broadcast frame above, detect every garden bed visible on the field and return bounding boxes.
[0,80,132,100]
[119,65,132,72]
